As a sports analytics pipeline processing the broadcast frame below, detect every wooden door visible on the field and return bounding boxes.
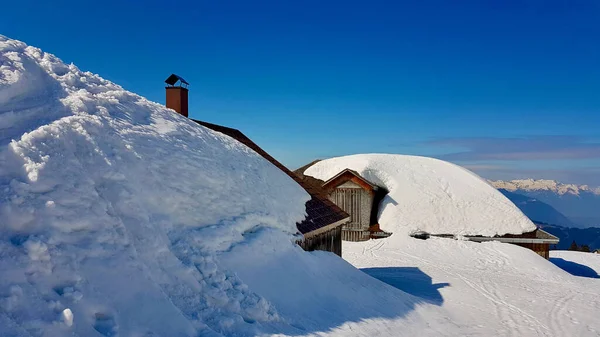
[330,188,365,230]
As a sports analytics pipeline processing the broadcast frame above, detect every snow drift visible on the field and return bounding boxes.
[304,154,536,236]
[0,35,316,336]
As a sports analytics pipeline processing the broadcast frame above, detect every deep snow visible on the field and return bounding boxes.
[0,35,455,337]
[343,239,600,337]
[0,35,319,336]
[3,35,600,337]
[304,154,536,236]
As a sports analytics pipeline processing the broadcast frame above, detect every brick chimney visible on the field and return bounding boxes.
[165,74,189,117]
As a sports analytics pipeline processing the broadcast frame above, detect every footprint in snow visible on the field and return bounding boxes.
[93,312,118,337]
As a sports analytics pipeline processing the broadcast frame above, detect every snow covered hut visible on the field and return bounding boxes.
[298,154,560,259]
[296,165,391,241]
[164,75,350,256]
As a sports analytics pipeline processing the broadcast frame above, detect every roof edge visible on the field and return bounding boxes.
[466,236,560,244]
[303,216,351,239]
[322,168,379,190]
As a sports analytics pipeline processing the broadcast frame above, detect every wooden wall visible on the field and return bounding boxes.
[342,230,370,242]
[512,242,550,259]
[329,187,373,233]
[299,226,343,257]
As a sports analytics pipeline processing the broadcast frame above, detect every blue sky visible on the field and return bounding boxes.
[2,0,600,185]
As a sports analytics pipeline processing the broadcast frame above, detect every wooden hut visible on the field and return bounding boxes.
[162,75,350,256]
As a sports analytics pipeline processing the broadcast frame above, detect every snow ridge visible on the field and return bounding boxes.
[489,179,600,196]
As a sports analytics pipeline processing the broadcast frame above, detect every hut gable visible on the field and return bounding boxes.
[337,180,363,189]
[322,169,378,194]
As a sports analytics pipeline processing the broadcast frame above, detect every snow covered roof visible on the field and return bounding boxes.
[302,154,537,237]
[193,119,350,235]
[0,35,319,335]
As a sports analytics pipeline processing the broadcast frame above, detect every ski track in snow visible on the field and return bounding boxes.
[345,237,600,337]
[305,154,600,336]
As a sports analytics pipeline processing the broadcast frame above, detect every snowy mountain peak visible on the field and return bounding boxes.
[489,179,600,196]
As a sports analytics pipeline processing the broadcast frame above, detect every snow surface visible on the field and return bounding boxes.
[304,154,536,236]
[343,238,600,337]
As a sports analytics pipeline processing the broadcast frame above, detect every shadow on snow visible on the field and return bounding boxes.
[361,266,449,305]
[550,258,600,279]
[219,233,454,337]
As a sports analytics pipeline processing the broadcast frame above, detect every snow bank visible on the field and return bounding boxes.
[304,154,536,236]
[0,35,312,336]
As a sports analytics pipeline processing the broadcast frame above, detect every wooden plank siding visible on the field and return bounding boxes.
[329,188,373,232]
[341,230,370,242]
[299,226,343,256]
[316,169,391,242]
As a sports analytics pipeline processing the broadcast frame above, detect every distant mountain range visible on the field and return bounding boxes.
[487,179,600,250]
[489,179,600,228]
[537,223,600,251]
[490,179,600,196]
[497,189,577,227]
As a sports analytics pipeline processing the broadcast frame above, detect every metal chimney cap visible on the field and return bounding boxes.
[165,74,189,87]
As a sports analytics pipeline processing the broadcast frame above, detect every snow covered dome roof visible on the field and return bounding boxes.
[303,154,536,237]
